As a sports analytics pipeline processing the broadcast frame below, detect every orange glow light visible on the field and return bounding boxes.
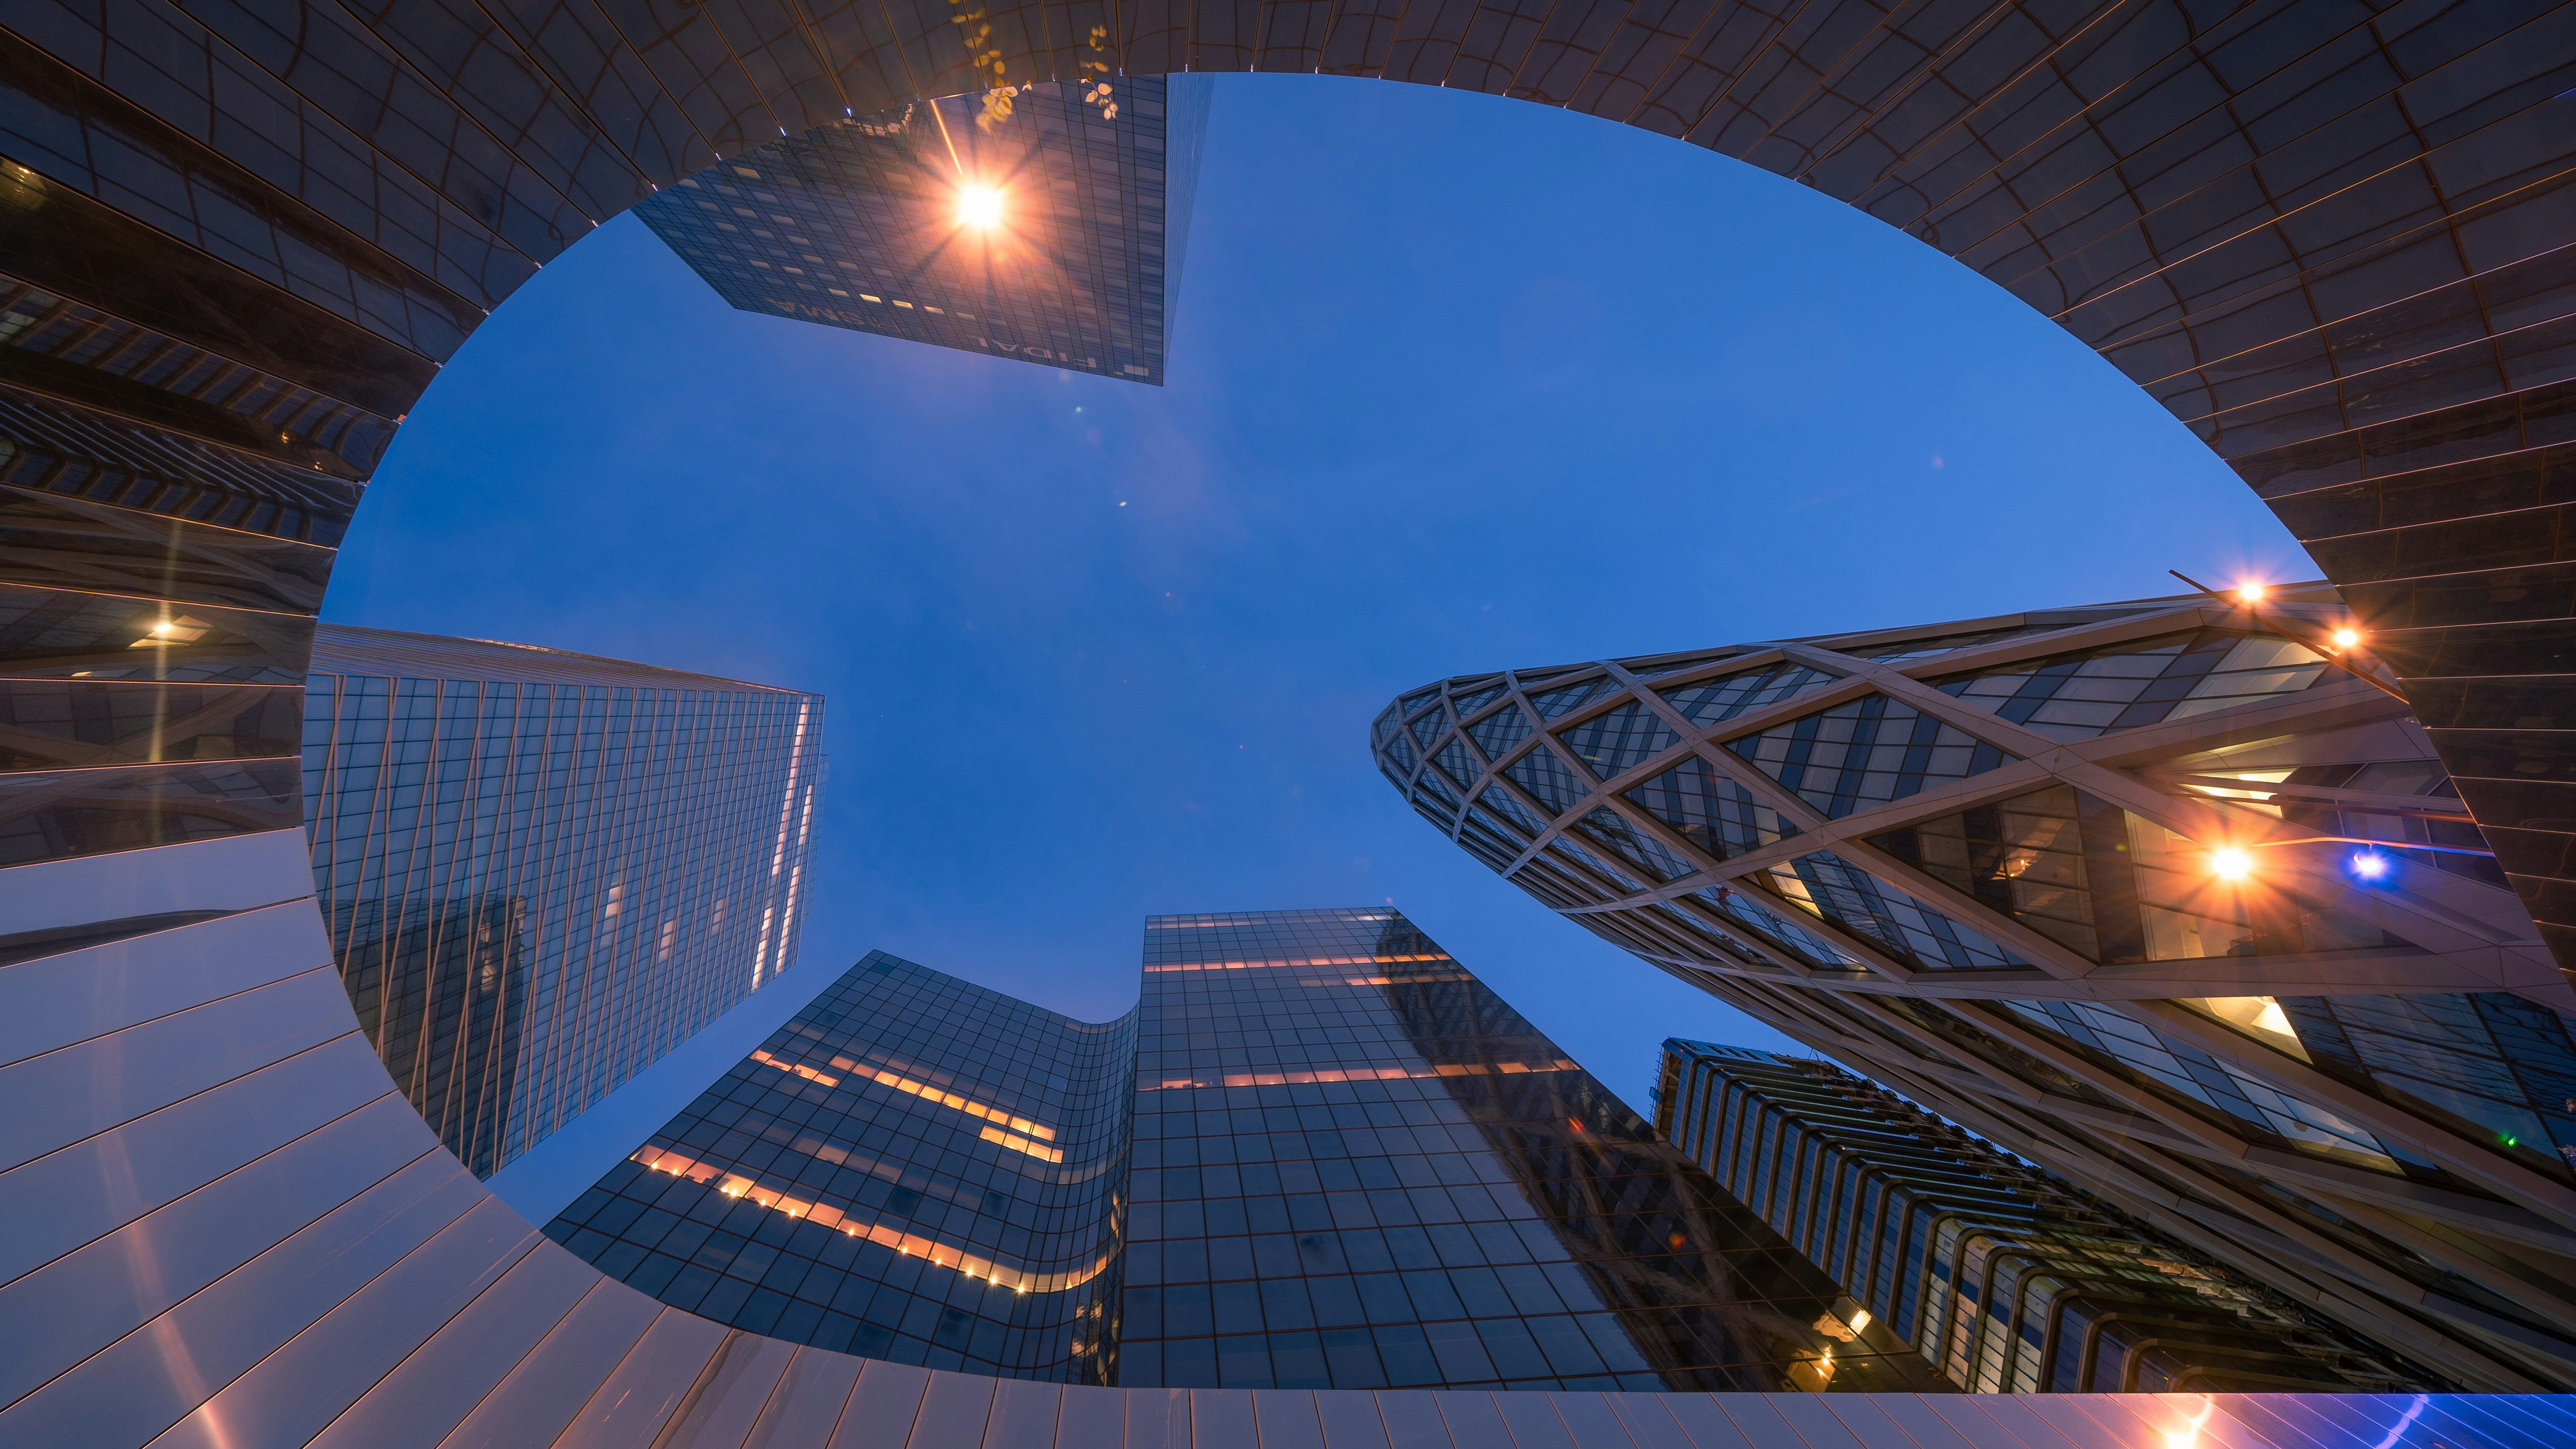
[957,184,1004,229]
[2210,847,2254,882]
[2235,582,2268,604]
[2331,627,2363,650]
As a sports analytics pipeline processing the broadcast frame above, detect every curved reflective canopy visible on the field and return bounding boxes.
[7,0,2576,1442]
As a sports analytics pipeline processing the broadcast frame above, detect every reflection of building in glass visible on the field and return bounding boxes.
[549,950,1137,1381]
[12,1,2576,1432]
[326,893,527,1178]
[636,77,1208,386]
[303,624,824,1174]
[547,908,1950,1391]
[1121,908,1943,1393]
[1658,1041,2429,1392]
[1375,586,2576,1391]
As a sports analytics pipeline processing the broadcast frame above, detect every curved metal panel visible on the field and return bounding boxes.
[5,0,2576,1440]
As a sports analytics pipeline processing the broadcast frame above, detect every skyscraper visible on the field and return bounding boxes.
[637,76,1207,385]
[303,624,825,1175]
[544,908,1953,1392]
[545,949,1136,1381]
[1373,585,2576,1390]
[11,3,2576,1439]
[1657,1041,2427,1393]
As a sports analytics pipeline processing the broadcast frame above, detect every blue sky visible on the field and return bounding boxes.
[331,75,2312,1210]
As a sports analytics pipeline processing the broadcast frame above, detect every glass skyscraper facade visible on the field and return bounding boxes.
[1373,586,2576,1391]
[544,949,1135,1381]
[12,1,2576,1440]
[546,908,1952,1393]
[302,623,824,1175]
[637,75,1206,386]
[1657,1041,2427,1394]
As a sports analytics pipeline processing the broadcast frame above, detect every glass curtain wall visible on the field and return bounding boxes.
[303,624,823,1173]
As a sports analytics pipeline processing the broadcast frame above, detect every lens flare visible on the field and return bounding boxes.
[2235,582,2269,604]
[957,184,1004,229]
[2351,851,2390,881]
[2332,627,2363,649]
[2210,847,2254,882]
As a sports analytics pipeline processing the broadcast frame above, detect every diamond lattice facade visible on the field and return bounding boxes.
[304,624,824,1175]
[10,0,2576,1438]
[1375,586,2576,1391]
[636,75,1206,385]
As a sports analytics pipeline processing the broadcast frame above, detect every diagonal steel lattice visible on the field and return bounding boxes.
[1374,583,2576,1390]
[7,0,2576,1441]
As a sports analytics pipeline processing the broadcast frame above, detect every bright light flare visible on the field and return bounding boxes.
[2331,626,2363,650]
[2234,581,2269,604]
[2209,847,2254,882]
[956,184,1004,229]
[2350,851,2391,881]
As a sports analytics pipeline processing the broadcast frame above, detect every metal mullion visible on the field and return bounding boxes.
[1630,894,1831,982]
[448,677,512,1170]
[1635,945,1828,988]
[596,689,649,1077]
[1483,750,1599,878]
[1673,668,1878,753]
[2059,677,2402,774]
[659,690,727,1038]
[1542,709,1844,881]
[665,689,727,1041]
[0,579,318,621]
[488,678,551,1161]
[2081,1116,2576,1374]
[362,674,413,1099]
[729,692,788,1004]
[1565,666,1849,844]
[622,689,681,1059]
[1829,669,2530,959]
[1675,872,1922,986]
[1820,830,2100,983]
[523,682,584,1141]
[1608,909,1752,973]
[1904,1074,2545,1390]
[1823,989,2080,1117]
[529,683,598,1145]
[1749,0,2045,190]
[496,680,558,1157]
[210,0,591,259]
[2129,998,2576,1234]
[2158,775,2485,820]
[577,682,643,1115]
[1531,662,1651,735]
[1698,755,2062,874]
[754,695,807,988]
[2063,950,2528,999]
[628,686,694,1071]
[1836,647,2393,860]
[2234,1146,2576,1261]
[2079,53,2576,374]
[2275,1187,2576,1364]
[1627,645,1791,694]
[1942,997,2267,1167]
[578,685,651,1111]
[1595,933,1720,990]
[1877,601,2205,681]
[1893,4,2387,269]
